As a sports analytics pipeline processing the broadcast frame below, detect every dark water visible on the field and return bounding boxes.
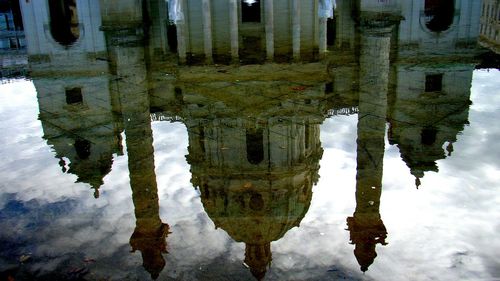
[1,1,500,280]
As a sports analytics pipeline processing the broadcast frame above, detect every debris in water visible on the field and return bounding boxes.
[19,255,31,263]
[292,86,307,91]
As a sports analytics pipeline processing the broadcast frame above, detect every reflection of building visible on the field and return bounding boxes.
[331,0,481,271]
[20,0,487,278]
[36,72,122,198]
[171,0,334,64]
[190,117,320,279]
[479,0,500,53]
[387,0,478,187]
[31,2,171,278]
[178,77,327,279]
[398,0,481,52]
[117,45,169,280]
[27,2,124,198]
[19,0,105,70]
[19,0,172,71]
[388,65,473,187]
[0,0,25,50]
[329,0,480,189]
[331,0,482,54]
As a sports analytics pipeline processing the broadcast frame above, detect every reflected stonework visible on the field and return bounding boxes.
[36,71,122,198]
[102,5,171,280]
[328,0,481,272]
[181,82,327,279]
[388,67,473,187]
[35,3,172,279]
[10,0,491,280]
[48,0,80,46]
[170,0,333,64]
[345,11,395,272]
[479,0,500,53]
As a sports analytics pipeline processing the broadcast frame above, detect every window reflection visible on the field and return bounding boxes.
[424,0,455,32]
[425,74,443,93]
[48,0,79,46]
[65,87,82,105]
[242,0,261,22]
[74,138,90,160]
[246,127,264,165]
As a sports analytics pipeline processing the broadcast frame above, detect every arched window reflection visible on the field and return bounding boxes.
[249,192,264,211]
[421,126,437,146]
[74,138,91,160]
[48,0,80,46]
[424,0,455,32]
[246,127,264,165]
[305,121,310,150]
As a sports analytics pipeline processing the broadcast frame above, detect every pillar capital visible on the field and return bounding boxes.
[100,24,145,47]
[357,12,403,36]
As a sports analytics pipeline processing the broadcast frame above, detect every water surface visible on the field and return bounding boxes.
[1,0,500,280]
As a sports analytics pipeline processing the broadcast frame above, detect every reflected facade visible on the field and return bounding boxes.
[182,79,326,280]
[0,0,494,280]
[479,0,500,53]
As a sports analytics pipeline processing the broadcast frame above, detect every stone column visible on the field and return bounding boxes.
[175,0,187,64]
[101,12,169,277]
[347,20,395,273]
[117,49,169,280]
[292,0,301,60]
[319,17,327,57]
[125,76,169,279]
[265,0,274,61]
[229,0,239,61]
[202,0,213,63]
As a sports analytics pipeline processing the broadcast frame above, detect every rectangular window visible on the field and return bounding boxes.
[325,82,334,94]
[425,74,443,92]
[9,37,18,49]
[0,15,8,31]
[327,18,335,46]
[65,87,83,104]
[305,122,310,149]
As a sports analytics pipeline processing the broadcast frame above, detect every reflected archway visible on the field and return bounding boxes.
[424,0,455,32]
[48,0,80,46]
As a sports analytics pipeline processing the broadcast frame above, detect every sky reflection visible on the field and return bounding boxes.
[0,70,499,280]
[1,0,499,279]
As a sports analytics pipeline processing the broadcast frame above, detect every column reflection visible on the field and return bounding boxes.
[101,1,169,279]
[346,8,398,272]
